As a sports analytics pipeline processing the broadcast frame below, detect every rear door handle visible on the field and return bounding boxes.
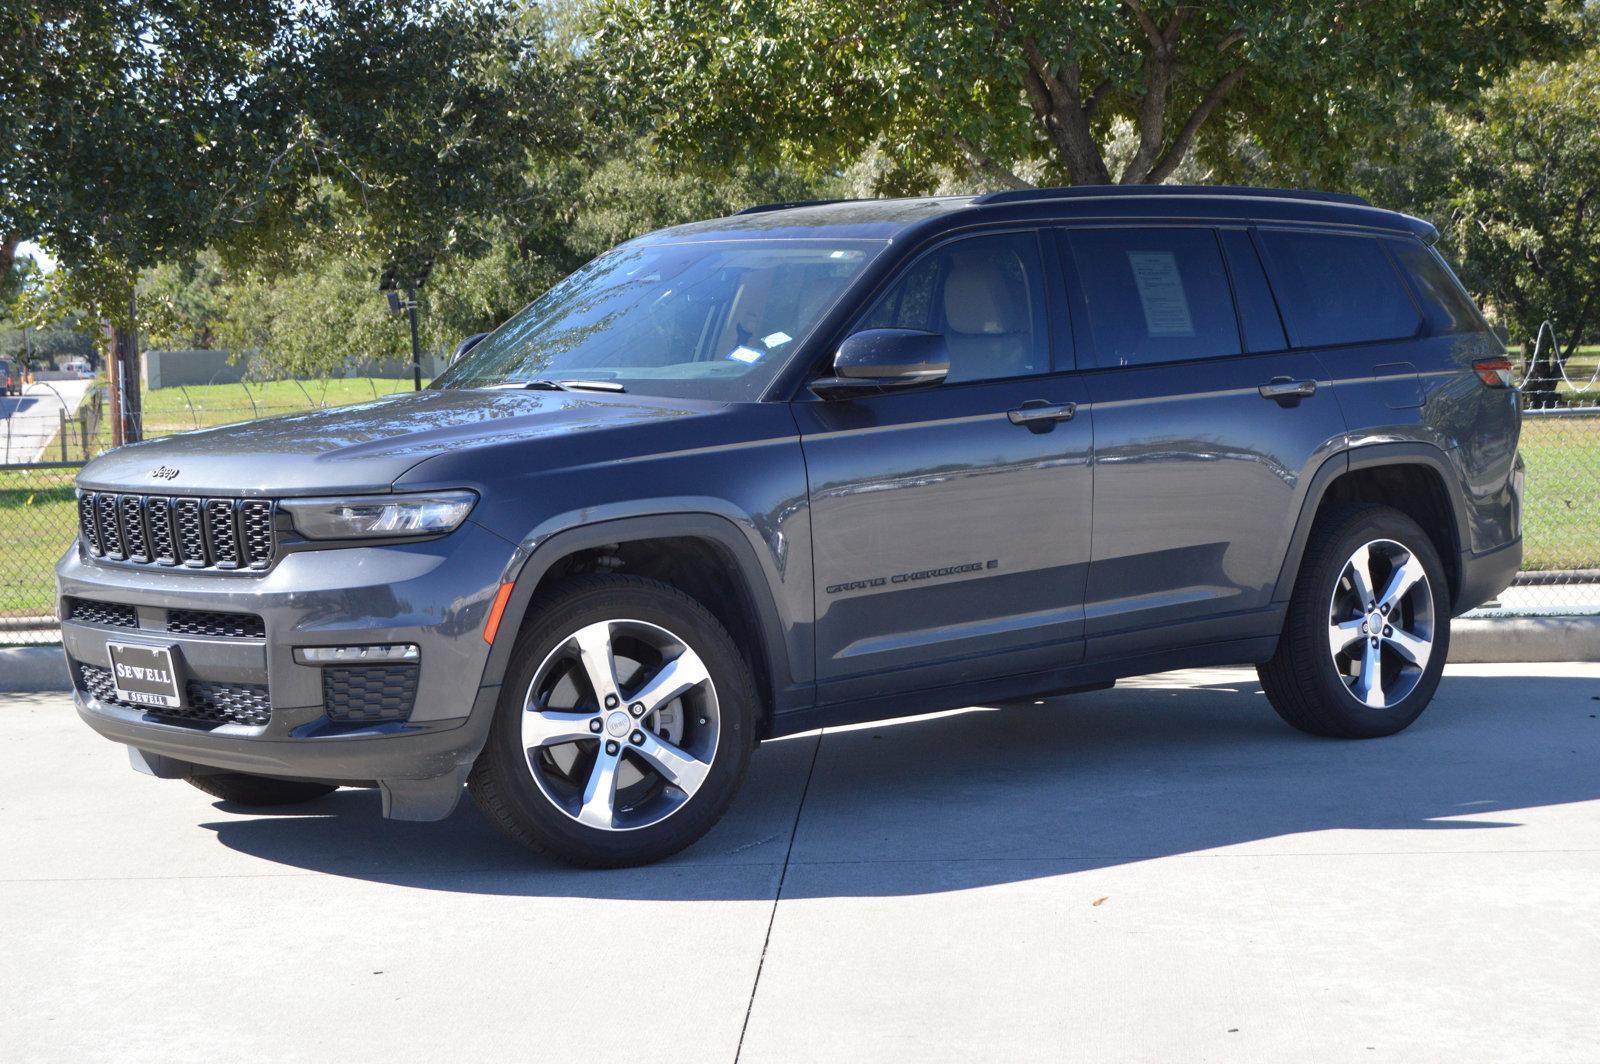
[1258,377,1317,401]
[1007,401,1076,429]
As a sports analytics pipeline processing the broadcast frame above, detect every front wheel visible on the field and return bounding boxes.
[1259,503,1451,738]
[469,574,756,868]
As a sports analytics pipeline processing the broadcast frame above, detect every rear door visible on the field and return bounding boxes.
[794,229,1093,701]
[1063,225,1348,657]
[1253,228,1428,431]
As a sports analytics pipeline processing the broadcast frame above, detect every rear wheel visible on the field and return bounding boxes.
[1259,503,1451,738]
[469,574,756,868]
[186,773,337,806]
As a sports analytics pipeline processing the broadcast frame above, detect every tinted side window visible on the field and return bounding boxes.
[1219,229,1287,353]
[858,231,1049,383]
[1068,227,1241,368]
[1386,239,1484,335]
[1258,230,1421,347]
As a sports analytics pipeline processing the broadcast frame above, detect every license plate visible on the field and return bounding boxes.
[107,642,184,709]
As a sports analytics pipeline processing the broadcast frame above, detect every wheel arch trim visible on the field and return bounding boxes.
[1272,442,1471,607]
[476,512,802,729]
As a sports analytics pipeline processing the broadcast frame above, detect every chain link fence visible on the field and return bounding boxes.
[2,373,1597,645]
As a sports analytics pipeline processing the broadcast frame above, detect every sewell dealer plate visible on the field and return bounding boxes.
[106,642,184,709]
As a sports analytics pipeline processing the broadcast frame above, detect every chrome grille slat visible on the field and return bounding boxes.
[95,493,123,559]
[147,497,177,564]
[118,495,149,562]
[75,492,277,571]
[205,499,241,568]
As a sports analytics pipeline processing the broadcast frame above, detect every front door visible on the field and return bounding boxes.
[793,230,1093,702]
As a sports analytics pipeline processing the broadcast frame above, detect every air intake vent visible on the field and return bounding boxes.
[65,598,139,629]
[166,609,266,639]
[74,662,272,727]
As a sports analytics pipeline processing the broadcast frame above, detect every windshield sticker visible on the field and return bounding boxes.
[1126,251,1196,337]
[726,346,765,364]
[762,331,793,348]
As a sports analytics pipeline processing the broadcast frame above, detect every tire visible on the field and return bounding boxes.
[468,574,757,868]
[1258,503,1451,738]
[186,772,337,806]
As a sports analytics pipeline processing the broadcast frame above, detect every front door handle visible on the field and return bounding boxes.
[1007,401,1076,430]
[1258,377,1317,402]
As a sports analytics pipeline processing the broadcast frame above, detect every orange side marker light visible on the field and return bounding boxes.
[483,581,515,645]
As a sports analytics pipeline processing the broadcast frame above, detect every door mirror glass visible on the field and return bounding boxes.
[812,329,949,399]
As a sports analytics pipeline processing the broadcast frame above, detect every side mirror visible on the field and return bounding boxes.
[452,332,490,364]
[810,329,949,399]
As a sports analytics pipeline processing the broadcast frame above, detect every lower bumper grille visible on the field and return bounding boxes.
[322,664,419,724]
[75,662,272,728]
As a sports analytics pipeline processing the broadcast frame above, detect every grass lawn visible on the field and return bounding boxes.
[0,466,76,618]
[136,377,429,437]
[1518,412,1600,572]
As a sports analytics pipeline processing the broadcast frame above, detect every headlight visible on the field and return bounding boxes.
[280,491,477,540]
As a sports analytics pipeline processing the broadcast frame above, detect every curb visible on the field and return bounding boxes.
[1448,617,1600,664]
[0,645,70,693]
[0,618,1594,696]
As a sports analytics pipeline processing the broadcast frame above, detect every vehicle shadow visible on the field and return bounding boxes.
[199,669,1600,899]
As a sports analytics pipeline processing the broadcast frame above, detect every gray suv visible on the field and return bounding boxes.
[59,186,1523,867]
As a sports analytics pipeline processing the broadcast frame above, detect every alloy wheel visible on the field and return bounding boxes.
[1326,538,1435,710]
[520,618,719,831]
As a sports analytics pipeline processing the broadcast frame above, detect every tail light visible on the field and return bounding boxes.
[1473,357,1514,388]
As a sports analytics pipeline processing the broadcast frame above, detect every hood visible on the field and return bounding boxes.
[78,388,724,497]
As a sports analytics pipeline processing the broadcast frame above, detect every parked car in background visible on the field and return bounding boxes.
[60,357,92,379]
[0,359,20,396]
[58,186,1522,867]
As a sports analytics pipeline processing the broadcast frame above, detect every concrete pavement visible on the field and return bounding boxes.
[3,664,1599,1063]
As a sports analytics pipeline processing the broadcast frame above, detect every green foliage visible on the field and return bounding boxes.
[594,0,1580,191]
[1442,48,1600,356]
[2,1,570,330]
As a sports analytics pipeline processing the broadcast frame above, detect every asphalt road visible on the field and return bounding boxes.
[0,379,92,464]
[4,663,1598,1063]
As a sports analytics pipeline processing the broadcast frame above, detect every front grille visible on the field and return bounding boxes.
[322,664,419,724]
[75,662,272,727]
[78,491,276,570]
[65,598,138,629]
[166,608,266,639]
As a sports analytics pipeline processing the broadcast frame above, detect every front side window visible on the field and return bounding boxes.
[1257,230,1421,348]
[436,239,883,401]
[1069,227,1242,368]
[856,231,1050,383]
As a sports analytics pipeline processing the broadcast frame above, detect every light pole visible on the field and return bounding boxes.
[380,258,433,392]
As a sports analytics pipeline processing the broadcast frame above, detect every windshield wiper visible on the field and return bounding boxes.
[520,378,626,393]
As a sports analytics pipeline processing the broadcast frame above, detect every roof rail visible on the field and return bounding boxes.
[735,198,856,216]
[971,184,1372,208]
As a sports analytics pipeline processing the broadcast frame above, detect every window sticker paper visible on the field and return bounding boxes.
[762,331,793,348]
[725,345,765,364]
[1126,251,1196,337]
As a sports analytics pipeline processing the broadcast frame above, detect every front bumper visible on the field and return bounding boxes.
[56,521,519,813]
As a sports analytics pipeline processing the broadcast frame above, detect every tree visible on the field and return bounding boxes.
[1443,49,1600,376]
[595,0,1580,191]
[2,2,566,326]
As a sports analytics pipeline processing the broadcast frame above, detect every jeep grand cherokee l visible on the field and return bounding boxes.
[59,186,1522,867]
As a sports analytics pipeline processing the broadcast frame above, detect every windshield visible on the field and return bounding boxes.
[434,238,885,401]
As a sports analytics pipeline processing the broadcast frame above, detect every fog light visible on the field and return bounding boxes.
[294,644,420,665]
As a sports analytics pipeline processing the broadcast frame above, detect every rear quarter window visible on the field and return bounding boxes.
[1386,239,1486,335]
[1257,230,1421,348]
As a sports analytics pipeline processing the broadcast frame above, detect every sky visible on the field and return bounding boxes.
[17,241,56,273]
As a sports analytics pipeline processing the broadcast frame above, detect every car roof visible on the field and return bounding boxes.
[634,184,1436,247]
